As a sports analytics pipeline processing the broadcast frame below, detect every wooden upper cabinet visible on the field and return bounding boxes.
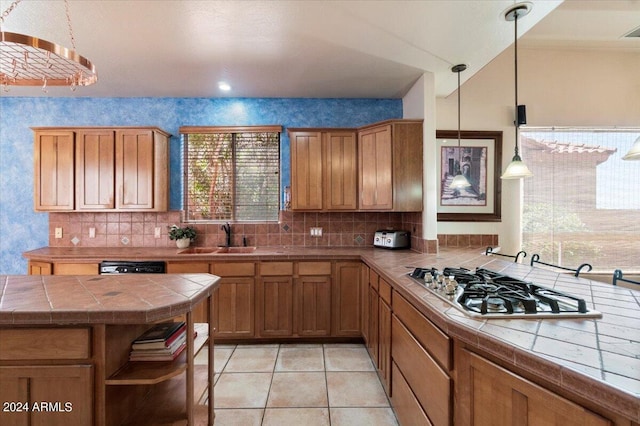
[289,129,357,211]
[290,131,323,210]
[324,131,357,210]
[358,120,423,211]
[76,130,115,209]
[116,129,155,210]
[33,127,169,212]
[358,125,393,210]
[34,131,75,211]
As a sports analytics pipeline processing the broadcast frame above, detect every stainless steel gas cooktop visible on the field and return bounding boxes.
[409,267,602,319]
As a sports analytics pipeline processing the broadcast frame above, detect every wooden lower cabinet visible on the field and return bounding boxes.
[210,262,256,339]
[456,348,612,426]
[213,277,255,338]
[332,262,361,337]
[0,365,93,426]
[294,275,331,336]
[257,276,294,337]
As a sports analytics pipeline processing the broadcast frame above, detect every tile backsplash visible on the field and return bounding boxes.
[49,211,497,253]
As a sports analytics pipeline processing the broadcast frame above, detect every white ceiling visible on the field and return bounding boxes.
[0,0,638,98]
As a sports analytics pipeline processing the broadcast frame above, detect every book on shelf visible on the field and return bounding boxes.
[129,342,187,362]
[131,322,187,350]
[132,321,185,344]
[129,321,198,362]
[132,333,187,355]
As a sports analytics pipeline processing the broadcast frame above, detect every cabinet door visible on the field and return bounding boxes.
[378,298,392,394]
[257,277,294,337]
[332,262,361,337]
[28,261,52,275]
[34,131,75,211]
[290,131,323,210]
[213,277,255,338]
[460,350,611,426]
[75,130,115,209]
[367,286,379,364]
[0,365,93,426]
[115,129,155,210]
[360,263,370,342]
[358,125,393,210]
[324,131,357,210]
[294,276,331,336]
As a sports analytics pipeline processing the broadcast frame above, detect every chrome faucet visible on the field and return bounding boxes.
[221,222,231,247]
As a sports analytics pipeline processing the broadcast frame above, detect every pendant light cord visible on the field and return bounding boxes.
[514,9,520,158]
[457,68,462,166]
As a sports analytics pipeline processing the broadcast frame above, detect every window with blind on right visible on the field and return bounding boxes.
[520,128,640,273]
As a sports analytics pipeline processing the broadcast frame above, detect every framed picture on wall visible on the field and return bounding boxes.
[436,130,502,222]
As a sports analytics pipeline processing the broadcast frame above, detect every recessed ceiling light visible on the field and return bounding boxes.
[218,82,231,91]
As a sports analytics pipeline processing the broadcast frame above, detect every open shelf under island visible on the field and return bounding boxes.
[0,273,220,426]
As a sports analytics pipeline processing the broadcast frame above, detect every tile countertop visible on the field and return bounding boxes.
[21,246,640,421]
[0,273,220,325]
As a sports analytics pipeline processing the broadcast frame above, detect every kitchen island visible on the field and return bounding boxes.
[0,273,220,426]
[23,246,640,425]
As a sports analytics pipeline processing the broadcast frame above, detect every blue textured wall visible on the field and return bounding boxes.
[0,97,401,274]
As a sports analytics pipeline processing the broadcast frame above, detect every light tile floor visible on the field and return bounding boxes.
[195,343,399,426]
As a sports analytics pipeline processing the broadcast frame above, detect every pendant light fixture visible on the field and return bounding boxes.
[622,136,640,160]
[449,63,472,189]
[501,3,533,179]
[0,0,97,92]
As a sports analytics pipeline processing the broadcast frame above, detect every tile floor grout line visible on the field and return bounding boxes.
[260,343,281,425]
[322,343,333,425]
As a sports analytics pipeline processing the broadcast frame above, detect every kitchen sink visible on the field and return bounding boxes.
[178,246,257,254]
[177,247,219,254]
[214,246,257,254]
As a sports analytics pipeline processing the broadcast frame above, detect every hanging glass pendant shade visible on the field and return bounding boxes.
[622,136,640,160]
[501,154,533,178]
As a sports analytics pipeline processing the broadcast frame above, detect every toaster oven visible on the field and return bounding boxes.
[373,230,410,249]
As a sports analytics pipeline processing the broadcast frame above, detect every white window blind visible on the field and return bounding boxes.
[520,128,640,272]
[181,127,281,222]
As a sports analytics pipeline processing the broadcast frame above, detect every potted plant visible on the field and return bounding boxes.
[168,225,197,249]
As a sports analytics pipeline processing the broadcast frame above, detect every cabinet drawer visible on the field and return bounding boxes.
[166,262,209,273]
[212,262,255,276]
[54,263,99,275]
[0,328,91,360]
[369,269,379,291]
[391,361,432,426]
[298,262,331,276]
[379,278,392,304]
[393,293,451,371]
[392,316,451,426]
[260,262,294,276]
